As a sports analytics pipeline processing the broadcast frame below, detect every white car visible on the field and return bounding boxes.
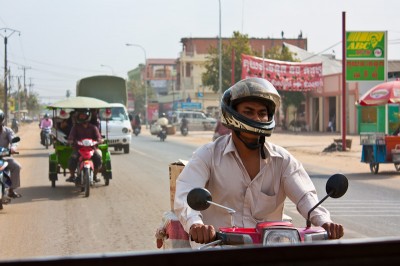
[171,110,216,131]
[100,103,132,153]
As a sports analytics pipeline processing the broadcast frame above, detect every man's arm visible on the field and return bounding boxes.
[174,146,211,232]
[93,126,102,143]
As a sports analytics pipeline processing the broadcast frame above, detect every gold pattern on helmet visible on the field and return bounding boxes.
[0,109,4,125]
[221,78,281,137]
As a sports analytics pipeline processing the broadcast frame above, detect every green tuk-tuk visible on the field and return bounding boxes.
[47,96,113,188]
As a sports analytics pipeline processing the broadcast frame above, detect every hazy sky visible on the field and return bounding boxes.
[1,0,400,103]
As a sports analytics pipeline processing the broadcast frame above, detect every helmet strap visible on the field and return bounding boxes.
[234,131,266,159]
[259,136,266,159]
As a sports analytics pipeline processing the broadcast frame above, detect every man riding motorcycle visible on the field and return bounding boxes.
[67,109,103,183]
[11,117,19,133]
[157,113,169,139]
[39,113,53,145]
[0,110,22,198]
[180,114,189,135]
[174,78,344,245]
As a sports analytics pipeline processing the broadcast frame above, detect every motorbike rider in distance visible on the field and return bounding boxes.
[132,113,141,133]
[11,117,19,133]
[180,114,189,135]
[67,109,103,183]
[174,78,344,245]
[39,113,53,145]
[157,113,169,137]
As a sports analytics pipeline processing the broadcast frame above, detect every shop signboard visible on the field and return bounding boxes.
[346,31,387,81]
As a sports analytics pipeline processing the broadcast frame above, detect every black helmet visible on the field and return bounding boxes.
[76,109,91,123]
[221,78,281,137]
[44,113,49,118]
[0,109,4,124]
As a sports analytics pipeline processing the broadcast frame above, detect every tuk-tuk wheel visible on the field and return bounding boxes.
[49,173,58,188]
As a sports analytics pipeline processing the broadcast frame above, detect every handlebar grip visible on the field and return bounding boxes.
[216,232,253,245]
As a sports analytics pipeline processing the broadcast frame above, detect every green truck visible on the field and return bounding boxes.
[76,75,132,154]
[76,75,128,106]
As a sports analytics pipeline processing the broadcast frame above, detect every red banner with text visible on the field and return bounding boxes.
[241,54,323,91]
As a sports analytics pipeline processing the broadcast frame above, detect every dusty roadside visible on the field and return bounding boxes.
[141,127,378,175]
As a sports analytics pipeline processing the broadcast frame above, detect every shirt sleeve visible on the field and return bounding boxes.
[7,128,16,147]
[174,145,212,233]
[282,154,332,226]
[94,126,102,141]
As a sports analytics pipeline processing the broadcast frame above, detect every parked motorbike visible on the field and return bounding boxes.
[187,173,348,249]
[158,126,167,142]
[75,138,98,197]
[0,137,20,210]
[41,127,53,149]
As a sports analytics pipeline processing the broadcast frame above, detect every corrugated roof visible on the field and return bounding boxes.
[285,42,400,75]
[388,60,400,72]
[284,42,342,76]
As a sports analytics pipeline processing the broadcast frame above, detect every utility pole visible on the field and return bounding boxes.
[19,66,31,95]
[17,76,21,121]
[1,28,21,125]
[19,66,31,112]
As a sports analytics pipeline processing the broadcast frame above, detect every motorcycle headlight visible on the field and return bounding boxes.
[81,139,92,146]
[262,228,300,246]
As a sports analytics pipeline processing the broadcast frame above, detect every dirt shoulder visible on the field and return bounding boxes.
[142,127,373,175]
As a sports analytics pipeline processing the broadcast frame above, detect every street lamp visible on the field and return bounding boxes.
[100,64,115,75]
[126,43,149,129]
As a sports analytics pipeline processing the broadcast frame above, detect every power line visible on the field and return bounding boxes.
[302,41,342,61]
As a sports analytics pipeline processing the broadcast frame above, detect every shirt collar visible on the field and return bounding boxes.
[222,136,237,156]
[222,136,284,160]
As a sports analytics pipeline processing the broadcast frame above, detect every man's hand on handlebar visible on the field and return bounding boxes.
[322,222,344,239]
[189,223,216,244]
[10,147,18,154]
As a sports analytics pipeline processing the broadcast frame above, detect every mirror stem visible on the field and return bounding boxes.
[306,192,333,228]
[208,201,236,227]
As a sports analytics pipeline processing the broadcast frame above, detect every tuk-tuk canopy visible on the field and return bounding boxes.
[47,96,112,109]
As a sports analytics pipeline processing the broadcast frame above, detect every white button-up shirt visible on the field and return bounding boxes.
[174,135,332,233]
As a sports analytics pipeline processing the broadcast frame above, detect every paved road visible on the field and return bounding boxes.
[2,123,400,260]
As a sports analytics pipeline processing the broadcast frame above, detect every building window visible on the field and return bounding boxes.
[186,63,191,77]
